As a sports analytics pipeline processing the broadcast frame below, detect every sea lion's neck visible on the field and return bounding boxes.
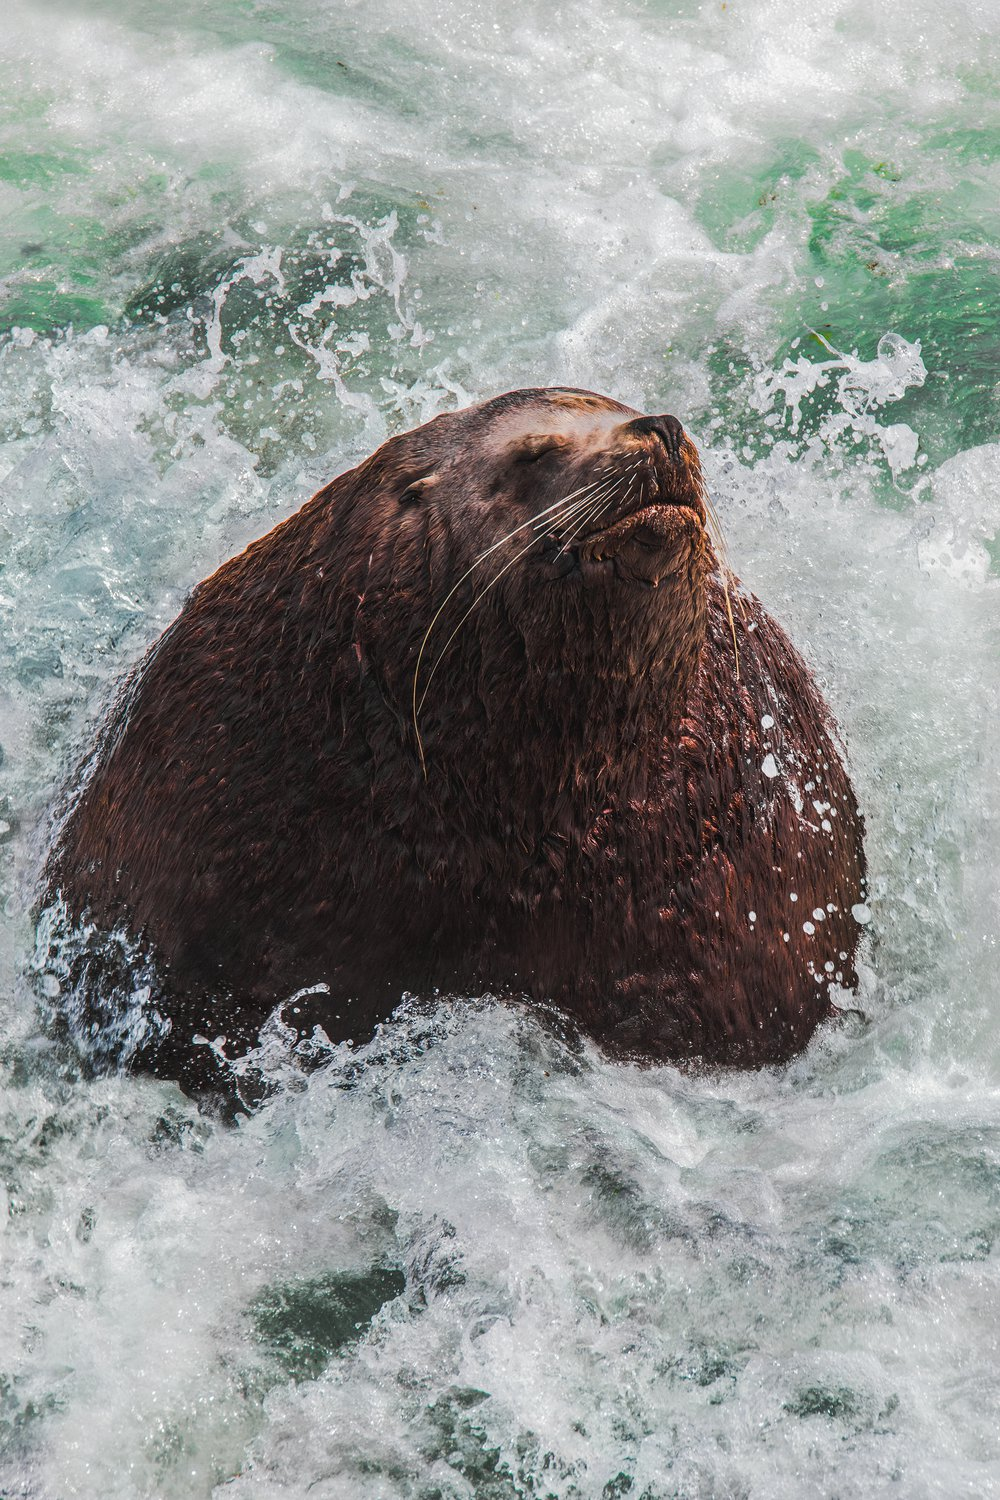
[425,578,710,852]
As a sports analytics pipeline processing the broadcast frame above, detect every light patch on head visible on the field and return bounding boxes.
[489,398,636,462]
[547,390,630,413]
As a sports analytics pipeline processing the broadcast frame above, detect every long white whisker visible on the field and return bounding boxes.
[585,476,636,539]
[411,468,616,773]
[415,473,611,668]
[691,475,741,674]
[557,463,640,557]
[554,475,629,557]
[556,493,613,556]
[416,475,625,717]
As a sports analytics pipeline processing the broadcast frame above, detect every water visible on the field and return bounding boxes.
[2,0,1000,1494]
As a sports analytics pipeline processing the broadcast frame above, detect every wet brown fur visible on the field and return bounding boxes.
[46,388,866,1095]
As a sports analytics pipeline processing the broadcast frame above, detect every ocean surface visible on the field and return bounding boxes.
[2,1,1000,1495]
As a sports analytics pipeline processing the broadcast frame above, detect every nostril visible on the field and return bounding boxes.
[627,414,685,459]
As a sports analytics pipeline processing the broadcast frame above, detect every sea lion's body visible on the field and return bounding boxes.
[46,389,865,1095]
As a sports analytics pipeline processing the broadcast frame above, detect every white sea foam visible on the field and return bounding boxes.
[2,0,1000,1496]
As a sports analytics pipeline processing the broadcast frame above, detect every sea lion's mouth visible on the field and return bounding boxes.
[540,494,703,587]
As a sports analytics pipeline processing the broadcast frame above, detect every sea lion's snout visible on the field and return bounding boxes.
[623,413,686,460]
[569,412,707,584]
[616,412,705,518]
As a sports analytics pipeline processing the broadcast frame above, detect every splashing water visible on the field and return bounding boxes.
[2,0,1000,1496]
[751,329,928,478]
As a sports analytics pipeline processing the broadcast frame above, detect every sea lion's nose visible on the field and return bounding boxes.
[624,414,685,460]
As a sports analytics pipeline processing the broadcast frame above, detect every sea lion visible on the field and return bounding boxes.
[44,387,866,1098]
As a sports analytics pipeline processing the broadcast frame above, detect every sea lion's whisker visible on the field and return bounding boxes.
[556,482,620,550]
[415,475,625,723]
[526,471,621,553]
[555,462,640,558]
[416,531,566,721]
[422,474,611,648]
[555,491,616,557]
[483,468,616,563]
[693,477,742,676]
[412,471,617,772]
[701,486,739,598]
[421,464,639,722]
[562,478,636,557]
[560,497,613,553]
[721,573,741,680]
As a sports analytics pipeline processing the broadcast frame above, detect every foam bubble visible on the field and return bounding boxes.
[3,0,1000,1495]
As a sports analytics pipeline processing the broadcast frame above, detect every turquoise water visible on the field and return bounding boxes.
[2,1,1000,1495]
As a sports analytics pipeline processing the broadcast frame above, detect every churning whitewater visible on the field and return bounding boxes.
[2,1,1000,1496]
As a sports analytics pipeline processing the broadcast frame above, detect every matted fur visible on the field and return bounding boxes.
[45,388,866,1097]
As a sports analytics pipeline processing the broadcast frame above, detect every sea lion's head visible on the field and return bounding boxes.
[334,388,716,784]
[381,386,707,578]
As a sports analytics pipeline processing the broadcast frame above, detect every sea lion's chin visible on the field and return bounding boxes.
[579,503,703,588]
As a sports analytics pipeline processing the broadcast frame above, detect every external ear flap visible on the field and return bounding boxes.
[399,473,440,507]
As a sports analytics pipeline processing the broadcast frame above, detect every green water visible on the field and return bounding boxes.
[2,1,1000,1496]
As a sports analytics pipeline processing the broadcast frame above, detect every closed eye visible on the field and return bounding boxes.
[514,437,564,465]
